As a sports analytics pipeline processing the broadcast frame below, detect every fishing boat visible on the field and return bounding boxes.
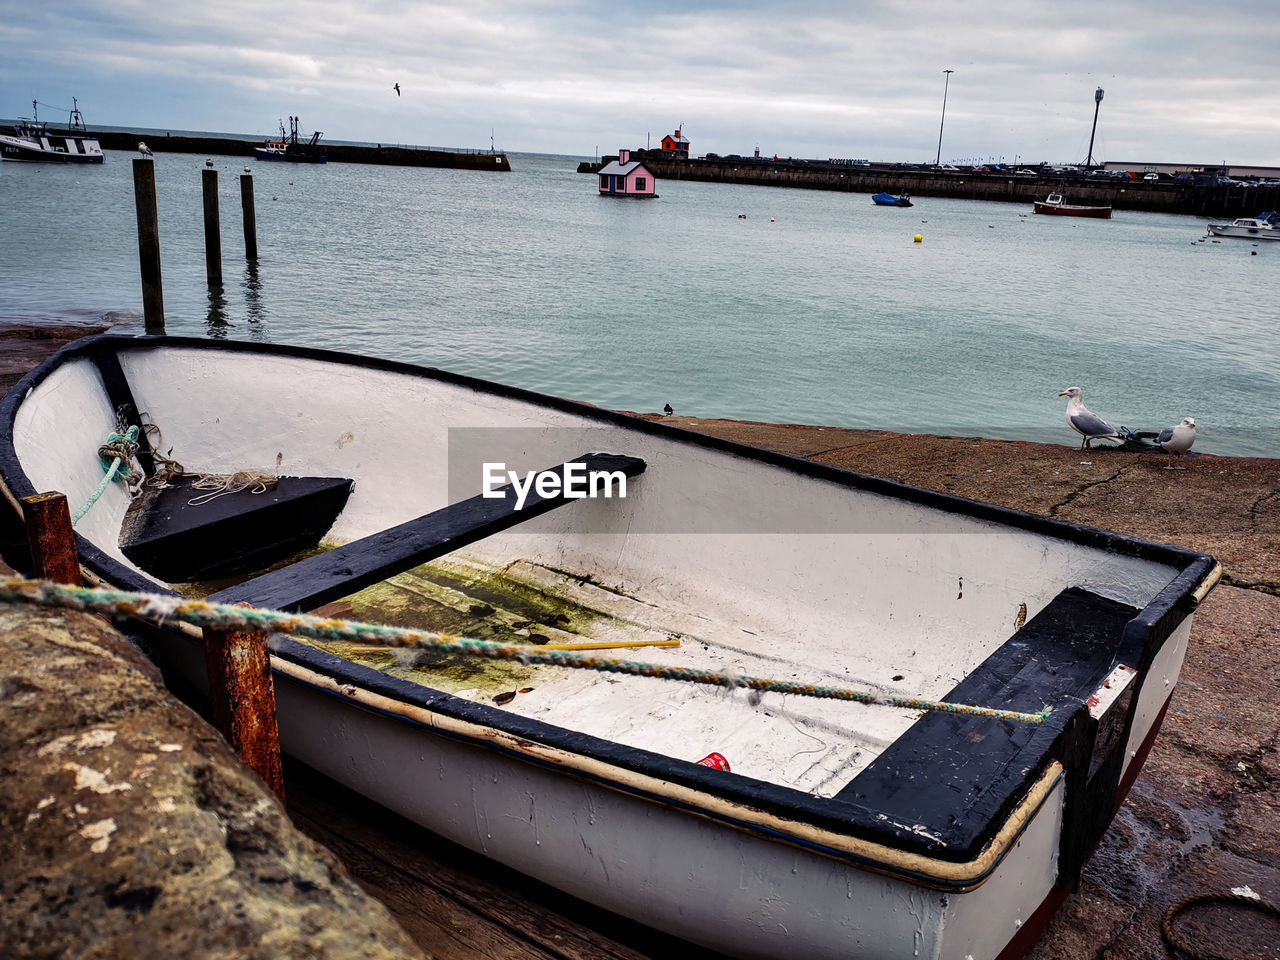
[0,99,104,164]
[1206,211,1280,240]
[253,116,327,164]
[1032,194,1111,219]
[0,334,1219,960]
[871,192,913,207]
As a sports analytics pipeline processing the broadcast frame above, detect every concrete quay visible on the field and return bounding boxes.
[586,156,1278,218]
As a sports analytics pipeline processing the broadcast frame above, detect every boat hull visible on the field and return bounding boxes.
[1033,201,1111,218]
[0,133,105,163]
[1207,224,1280,239]
[0,335,1219,959]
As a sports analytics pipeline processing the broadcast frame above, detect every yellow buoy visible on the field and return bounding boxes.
[914,234,923,243]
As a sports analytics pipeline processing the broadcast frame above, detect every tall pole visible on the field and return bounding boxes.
[1086,86,1104,168]
[935,69,954,167]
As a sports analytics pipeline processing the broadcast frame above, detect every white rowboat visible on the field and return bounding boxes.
[0,334,1220,960]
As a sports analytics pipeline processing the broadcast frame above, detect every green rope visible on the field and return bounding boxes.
[0,574,1053,725]
[71,426,141,527]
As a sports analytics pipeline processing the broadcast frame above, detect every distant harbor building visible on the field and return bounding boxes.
[661,128,689,158]
[598,149,657,198]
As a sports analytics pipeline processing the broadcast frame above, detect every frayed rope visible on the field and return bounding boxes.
[0,574,1052,725]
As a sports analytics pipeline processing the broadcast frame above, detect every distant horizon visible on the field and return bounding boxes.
[7,114,1277,173]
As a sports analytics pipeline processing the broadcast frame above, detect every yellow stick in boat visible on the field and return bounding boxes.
[542,638,681,651]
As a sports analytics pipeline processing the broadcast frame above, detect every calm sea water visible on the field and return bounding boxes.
[1,151,1277,456]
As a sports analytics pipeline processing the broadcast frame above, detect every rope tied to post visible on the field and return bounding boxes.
[72,425,142,526]
[0,573,1053,725]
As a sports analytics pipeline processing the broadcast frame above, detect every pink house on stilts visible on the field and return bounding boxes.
[597,149,657,198]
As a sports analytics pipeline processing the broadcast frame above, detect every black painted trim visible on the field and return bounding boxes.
[208,453,645,612]
[90,349,156,476]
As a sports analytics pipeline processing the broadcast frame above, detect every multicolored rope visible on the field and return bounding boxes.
[72,426,142,526]
[0,574,1052,725]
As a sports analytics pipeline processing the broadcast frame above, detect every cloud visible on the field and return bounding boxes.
[2,0,1278,163]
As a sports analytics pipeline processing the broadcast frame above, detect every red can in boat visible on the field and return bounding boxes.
[696,752,731,772]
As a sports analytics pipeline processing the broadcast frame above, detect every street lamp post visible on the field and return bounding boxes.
[1086,86,1104,168]
[935,69,954,167]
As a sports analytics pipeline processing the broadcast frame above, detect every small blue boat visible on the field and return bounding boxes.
[872,192,913,207]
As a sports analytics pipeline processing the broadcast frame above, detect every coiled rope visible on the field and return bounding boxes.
[1161,892,1280,959]
[71,425,142,526]
[0,574,1051,725]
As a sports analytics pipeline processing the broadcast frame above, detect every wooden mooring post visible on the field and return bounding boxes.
[131,158,166,334]
[22,492,81,586]
[240,172,258,261]
[21,488,284,801]
[202,167,223,287]
[202,611,285,801]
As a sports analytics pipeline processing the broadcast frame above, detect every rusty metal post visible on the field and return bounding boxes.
[202,167,222,287]
[22,492,81,586]
[240,172,258,261]
[202,611,285,800]
[132,158,166,334]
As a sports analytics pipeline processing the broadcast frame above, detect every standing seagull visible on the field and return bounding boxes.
[137,141,153,157]
[393,83,401,96]
[1058,386,1122,449]
[663,403,674,416]
[1156,417,1196,466]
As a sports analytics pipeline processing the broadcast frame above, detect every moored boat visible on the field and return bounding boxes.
[1206,211,1279,240]
[1033,193,1111,218]
[0,334,1220,960]
[871,191,913,207]
[0,99,104,164]
[253,116,326,163]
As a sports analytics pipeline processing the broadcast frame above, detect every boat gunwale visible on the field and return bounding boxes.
[270,642,1073,890]
[0,332,1218,862]
[0,332,1219,575]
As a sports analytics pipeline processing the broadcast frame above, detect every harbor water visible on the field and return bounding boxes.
[1,150,1276,456]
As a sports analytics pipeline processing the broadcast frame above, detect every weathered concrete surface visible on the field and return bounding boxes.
[0,599,425,960]
[640,414,1280,959]
[0,321,117,396]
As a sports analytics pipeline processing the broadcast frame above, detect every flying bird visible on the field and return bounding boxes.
[394,83,401,96]
[663,403,674,416]
[1156,417,1196,465]
[1058,386,1122,450]
[137,141,153,157]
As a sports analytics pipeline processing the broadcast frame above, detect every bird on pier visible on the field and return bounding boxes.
[394,83,401,96]
[663,403,674,417]
[137,141,153,157]
[1156,417,1196,466]
[1058,386,1122,450]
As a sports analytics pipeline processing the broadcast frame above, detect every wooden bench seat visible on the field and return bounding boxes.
[209,453,645,613]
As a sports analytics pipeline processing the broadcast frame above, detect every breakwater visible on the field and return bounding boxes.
[581,156,1276,217]
[78,129,511,171]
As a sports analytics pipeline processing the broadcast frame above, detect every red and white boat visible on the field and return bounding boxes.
[1033,193,1112,218]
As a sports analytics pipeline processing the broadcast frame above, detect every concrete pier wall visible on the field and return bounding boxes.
[583,157,1278,218]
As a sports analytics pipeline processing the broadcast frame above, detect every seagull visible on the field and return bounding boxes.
[394,83,401,96]
[1058,386,1122,450]
[137,141,153,157]
[663,403,674,416]
[1156,417,1196,467]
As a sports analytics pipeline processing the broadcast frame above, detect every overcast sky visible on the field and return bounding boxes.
[4,1,1279,165]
